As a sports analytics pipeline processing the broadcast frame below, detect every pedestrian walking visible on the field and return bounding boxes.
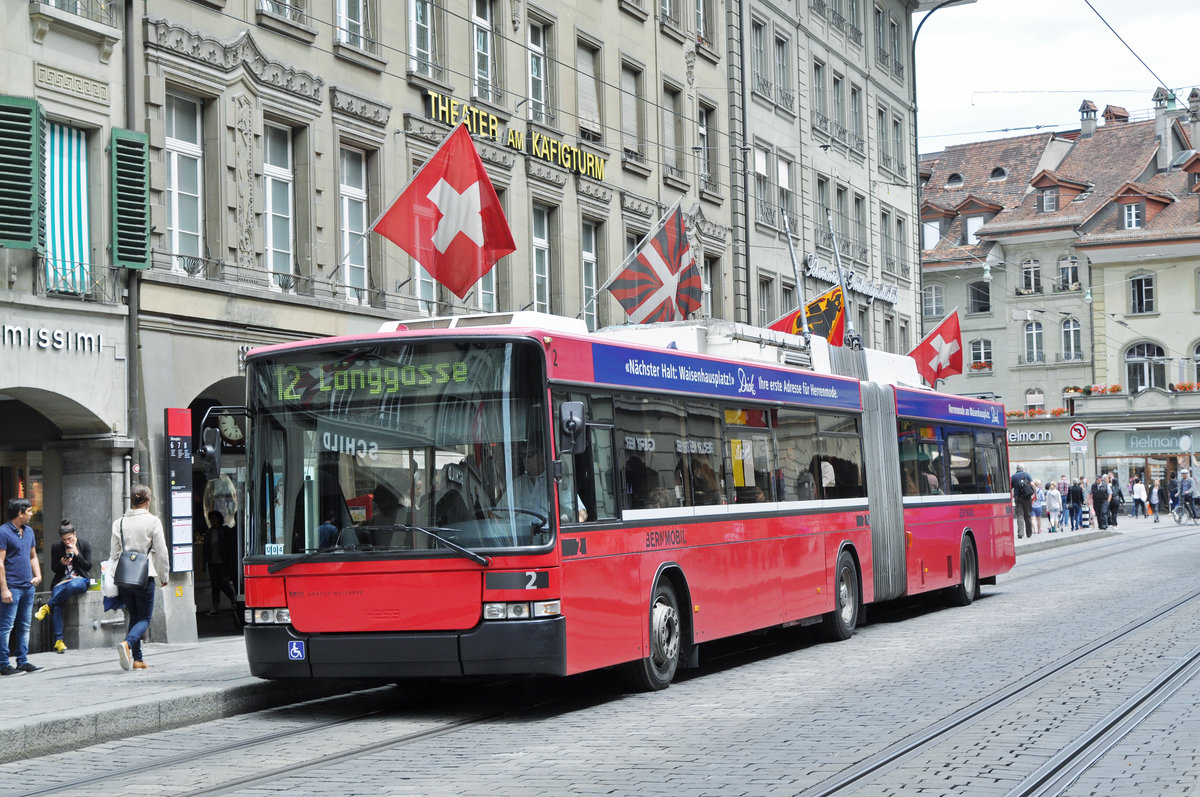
[1131,478,1147,519]
[1090,476,1109,530]
[1010,464,1034,539]
[110,485,169,671]
[1046,481,1063,532]
[203,510,237,616]
[35,519,92,652]
[0,498,43,675]
[1104,474,1120,529]
[1031,480,1046,533]
[1067,478,1085,531]
[1149,479,1162,523]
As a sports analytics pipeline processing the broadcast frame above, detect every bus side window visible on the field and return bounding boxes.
[585,424,617,521]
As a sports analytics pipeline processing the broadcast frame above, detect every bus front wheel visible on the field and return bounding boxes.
[820,550,859,642]
[625,579,681,691]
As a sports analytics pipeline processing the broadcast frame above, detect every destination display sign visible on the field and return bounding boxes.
[590,343,861,411]
[895,388,1006,429]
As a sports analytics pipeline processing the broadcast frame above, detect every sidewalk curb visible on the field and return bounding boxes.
[1,676,373,764]
[1015,529,1121,555]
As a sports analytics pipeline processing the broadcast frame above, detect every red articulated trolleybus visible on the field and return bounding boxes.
[222,312,1014,689]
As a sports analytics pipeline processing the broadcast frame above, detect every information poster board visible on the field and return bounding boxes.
[165,408,194,572]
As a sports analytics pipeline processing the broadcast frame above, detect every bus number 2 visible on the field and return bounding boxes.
[525,572,538,589]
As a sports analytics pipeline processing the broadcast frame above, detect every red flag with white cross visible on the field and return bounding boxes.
[373,123,516,299]
[909,310,963,387]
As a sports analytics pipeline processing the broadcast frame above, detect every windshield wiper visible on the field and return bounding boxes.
[267,545,340,573]
[410,525,491,567]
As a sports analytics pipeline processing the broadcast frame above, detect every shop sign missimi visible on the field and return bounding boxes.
[424,90,607,181]
[2,324,104,355]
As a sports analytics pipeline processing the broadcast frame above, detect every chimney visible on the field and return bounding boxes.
[1154,87,1174,171]
[1079,100,1098,138]
[1189,88,1200,151]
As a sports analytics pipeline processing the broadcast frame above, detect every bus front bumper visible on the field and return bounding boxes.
[244,616,567,679]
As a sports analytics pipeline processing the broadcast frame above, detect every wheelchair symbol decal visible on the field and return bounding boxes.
[287,640,306,660]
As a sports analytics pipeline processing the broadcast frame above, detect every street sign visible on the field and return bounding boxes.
[1069,422,1088,442]
[1070,441,1087,454]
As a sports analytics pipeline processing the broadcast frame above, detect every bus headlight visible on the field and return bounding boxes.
[483,600,560,620]
[245,608,291,624]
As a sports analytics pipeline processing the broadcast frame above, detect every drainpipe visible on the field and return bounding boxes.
[736,0,751,324]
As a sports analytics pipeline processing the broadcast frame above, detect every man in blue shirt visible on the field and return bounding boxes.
[0,498,44,675]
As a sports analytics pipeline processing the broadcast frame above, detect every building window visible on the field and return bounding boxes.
[528,21,550,124]
[853,195,867,259]
[577,42,602,140]
[264,123,295,285]
[1058,256,1079,289]
[781,283,795,316]
[945,173,963,188]
[850,85,863,147]
[1025,389,1045,412]
[777,158,793,228]
[1130,273,1155,314]
[416,264,436,314]
[1039,187,1058,213]
[883,315,894,352]
[964,215,984,245]
[894,215,906,273]
[477,269,496,312]
[989,167,1007,181]
[1126,342,1166,392]
[758,276,774,327]
[751,21,768,94]
[873,5,885,60]
[922,220,939,250]
[1021,259,1041,294]
[888,16,902,71]
[1061,318,1082,361]
[697,104,715,191]
[970,339,992,369]
[1024,321,1044,363]
[876,106,888,165]
[813,61,827,119]
[660,0,679,26]
[339,146,368,298]
[1193,342,1200,383]
[701,256,716,318]
[409,0,439,77]
[1123,202,1144,229]
[831,74,844,129]
[471,0,499,104]
[922,284,943,317]
[891,115,904,173]
[696,0,714,46]
[165,93,203,268]
[662,84,684,177]
[336,0,375,51]
[774,36,790,106]
[754,147,773,225]
[533,204,551,313]
[835,185,849,243]
[580,219,599,330]
[967,281,990,314]
[620,63,645,163]
[43,122,91,294]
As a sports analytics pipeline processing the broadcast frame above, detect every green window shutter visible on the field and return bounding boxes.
[111,128,150,269]
[0,96,45,249]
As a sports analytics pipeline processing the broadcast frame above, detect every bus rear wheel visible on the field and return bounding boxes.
[948,537,978,607]
[625,579,681,691]
[820,550,859,642]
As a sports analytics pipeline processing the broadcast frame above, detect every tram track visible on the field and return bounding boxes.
[796,586,1200,796]
[1005,524,1200,583]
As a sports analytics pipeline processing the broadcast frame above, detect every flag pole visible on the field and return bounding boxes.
[779,208,811,345]
[826,211,859,349]
[589,196,684,322]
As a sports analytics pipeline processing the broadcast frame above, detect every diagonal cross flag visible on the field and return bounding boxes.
[909,309,963,387]
[372,123,516,299]
[603,199,700,323]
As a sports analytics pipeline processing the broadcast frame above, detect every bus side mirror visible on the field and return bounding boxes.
[559,401,587,455]
[197,427,222,481]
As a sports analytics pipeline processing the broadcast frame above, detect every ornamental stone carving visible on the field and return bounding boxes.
[330,87,391,127]
[621,190,655,219]
[146,18,323,103]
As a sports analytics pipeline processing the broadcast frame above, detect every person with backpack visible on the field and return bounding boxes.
[1010,464,1034,539]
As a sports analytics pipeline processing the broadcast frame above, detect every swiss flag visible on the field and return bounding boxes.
[909,310,963,387]
[373,124,516,299]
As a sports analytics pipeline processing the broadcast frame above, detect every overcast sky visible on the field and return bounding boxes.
[914,0,1200,155]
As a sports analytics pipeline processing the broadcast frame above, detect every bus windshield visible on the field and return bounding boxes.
[244,339,550,557]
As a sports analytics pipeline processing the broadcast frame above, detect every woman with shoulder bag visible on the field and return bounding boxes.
[109,484,169,671]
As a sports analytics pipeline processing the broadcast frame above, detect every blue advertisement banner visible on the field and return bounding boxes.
[895,388,1006,428]
[591,343,861,411]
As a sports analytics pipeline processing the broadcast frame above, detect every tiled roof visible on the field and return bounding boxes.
[982,120,1160,234]
[1077,170,1200,247]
